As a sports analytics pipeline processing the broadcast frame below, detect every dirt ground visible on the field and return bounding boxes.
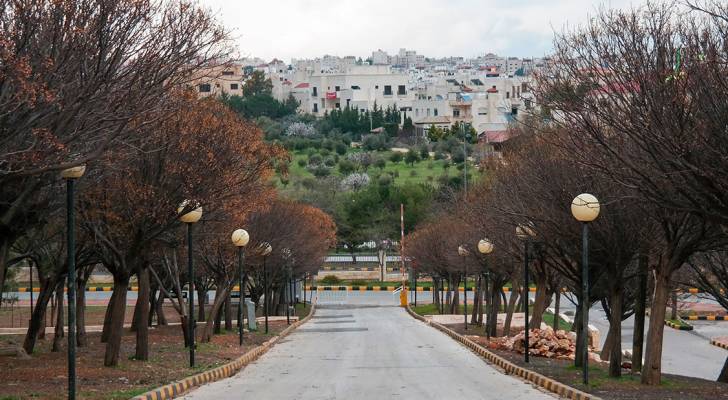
[441,322,728,400]
[0,304,311,400]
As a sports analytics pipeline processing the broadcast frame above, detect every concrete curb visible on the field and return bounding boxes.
[405,305,600,400]
[665,320,693,331]
[687,315,728,321]
[131,301,317,400]
[710,339,728,350]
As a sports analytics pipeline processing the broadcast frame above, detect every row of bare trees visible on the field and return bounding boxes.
[1,0,337,370]
[408,1,728,386]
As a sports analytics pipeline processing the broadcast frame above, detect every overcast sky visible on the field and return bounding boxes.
[200,0,645,62]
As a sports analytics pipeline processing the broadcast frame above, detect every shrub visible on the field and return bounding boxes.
[297,159,306,167]
[404,151,420,166]
[338,159,356,175]
[374,158,386,169]
[378,174,393,186]
[320,148,330,157]
[427,161,435,169]
[319,275,342,285]
[308,154,323,166]
[433,151,446,160]
[350,279,367,286]
[419,146,430,160]
[389,152,403,163]
[335,142,348,155]
[324,157,337,167]
[409,170,417,177]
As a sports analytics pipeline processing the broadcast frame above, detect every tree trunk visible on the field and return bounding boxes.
[641,267,671,385]
[23,277,56,354]
[670,290,678,321]
[180,315,191,347]
[101,287,118,343]
[202,286,230,342]
[104,277,130,367]
[529,276,551,329]
[503,281,520,336]
[51,284,65,352]
[197,286,206,322]
[607,287,623,378]
[470,275,481,325]
[601,326,615,361]
[135,267,150,361]
[0,238,9,305]
[148,287,158,327]
[224,293,233,331]
[574,305,583,368]
[76,275,89,347]
[156,291,168,326]
[553,290,561,331]
[632,253,648,374]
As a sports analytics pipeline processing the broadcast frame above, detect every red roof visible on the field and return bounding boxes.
[294,82,310,89]
[486,87,498,93]
[484,130,510,143]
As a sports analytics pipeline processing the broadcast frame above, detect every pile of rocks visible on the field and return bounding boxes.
[496,327,579,360]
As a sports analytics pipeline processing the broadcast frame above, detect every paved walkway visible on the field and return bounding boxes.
[183,295,554,400]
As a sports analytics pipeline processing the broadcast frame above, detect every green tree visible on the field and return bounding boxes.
[389,152,403,163]
[404,151,420,166]
[243,70,272,97]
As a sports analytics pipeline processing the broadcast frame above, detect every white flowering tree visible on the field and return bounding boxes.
[285,122,317,137]
[340,173,371,191]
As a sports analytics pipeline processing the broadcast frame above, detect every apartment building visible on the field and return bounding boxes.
[190,62,245,97]
[277,65,415,117]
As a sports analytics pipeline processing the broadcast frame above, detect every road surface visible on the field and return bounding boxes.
[183,291,554,400]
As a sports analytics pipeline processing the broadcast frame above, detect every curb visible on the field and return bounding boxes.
[404,305,600,400]
[131,301,316,400]
[686,315,728,321]
[710,339,728,350]
[665,320,693,331]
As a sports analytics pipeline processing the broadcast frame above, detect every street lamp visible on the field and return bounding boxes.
[61,164,85,400]
[231,229,249,346]
[178,200,202,367]
[282,248,292,325]
[516,223,536,363]
[458,245,470,331]
[478,239,494,337]
[259,242,273,333]
[571,193,600,385]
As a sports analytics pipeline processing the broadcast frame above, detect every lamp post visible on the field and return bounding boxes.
[571,193,600,385]
[282,248,292,325]
[178,200,202,367]
[259,242,272,334]
[231,229,249,346]
[516,223,536,363]
[458,245,469,331]
[477,238,494,337]
[61,164,85,400]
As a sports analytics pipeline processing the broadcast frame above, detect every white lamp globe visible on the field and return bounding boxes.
[516,223,536,240]
[177,200,202,223]
[571,193,600,222]
[61,165,86,179]
[478,239,494,254]
[231,229,249,247]
[458,245,469,256]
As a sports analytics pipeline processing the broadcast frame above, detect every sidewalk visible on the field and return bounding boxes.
[0,316,297,336]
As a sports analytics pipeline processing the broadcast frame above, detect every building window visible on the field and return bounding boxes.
[415,108,419,117]
[434,108,438,116]
[230,83,239,90]
[335,103,341,109]
[522,82,528,92]
[384,85,392,95]
[346,99,351,107]
[351,85,360,90]
[198,84,211,93]
[335,85,340,91]
[312,87,318,96]
[222,71,234,76]
[512,107,518,115]
[453,109,460,117]
[313,103,318,113]
[397,85,406,95]
[506,92,510,99]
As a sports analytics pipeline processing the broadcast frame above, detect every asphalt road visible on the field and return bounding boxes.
[183,291,554,400]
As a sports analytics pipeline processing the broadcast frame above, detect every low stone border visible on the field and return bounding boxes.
[686,315,728,321]
[665,319,693,331]
[710,338,728,350]
[405,305,599,400]
[131,301,316,400]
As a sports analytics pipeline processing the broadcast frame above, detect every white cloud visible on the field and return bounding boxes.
[201,0,645,61]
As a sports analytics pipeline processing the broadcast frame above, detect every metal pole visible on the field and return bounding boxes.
[484,259,490,338]
[463,265,467,331]
[187,223,195,367]
[264,256,269,334]
[524,241,529,363]
[286,267,291,325]
[414,271,417,307]
[29,262,33,318]
[238,247,244,346]
[66,179,77,400]
[582,223,590,385]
